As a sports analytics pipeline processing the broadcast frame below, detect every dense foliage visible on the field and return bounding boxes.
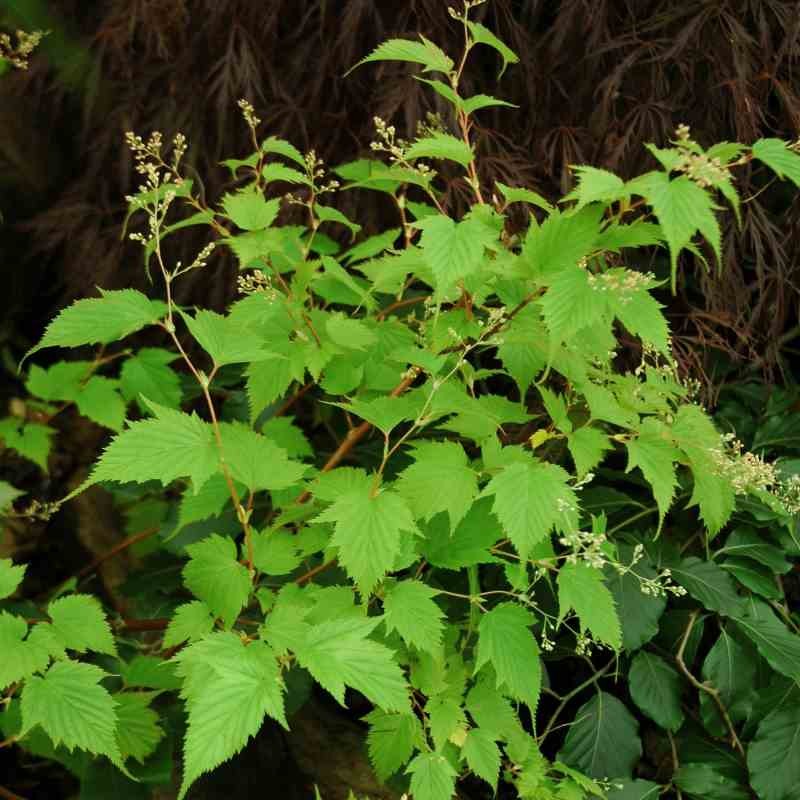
[2,5,800,799]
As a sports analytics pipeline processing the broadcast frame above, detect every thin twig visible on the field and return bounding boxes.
[0,784,27,800]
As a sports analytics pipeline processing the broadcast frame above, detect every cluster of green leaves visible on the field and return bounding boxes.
[2,3,800,799]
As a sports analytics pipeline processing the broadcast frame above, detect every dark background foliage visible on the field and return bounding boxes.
[1,0,799,387]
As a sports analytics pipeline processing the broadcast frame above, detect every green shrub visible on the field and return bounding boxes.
[2,3,799,798]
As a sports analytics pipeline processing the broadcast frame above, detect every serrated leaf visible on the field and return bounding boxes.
[0,418,55,471]
[631,172,720,291]
[316,204,361,238]
[180,308,273,366]
[121,655,182,691]
[395,441,478,531]
[313,486,417,594]
[114,693,163,764]
[628,652,684,732]
[163,601,216,648]
[364,709,421,781]
[173,634,286,800]
[476,603,541,712]
[747,704,800,800]
[565,166,626,210]
[295,617,409,712]
[261,416,313,459]
[721,557,782,600]
[558,692,641,780]
[463,728,501,790]
[731,599,800,682]
[465,20,519,76]
[352,37,453,75]
[595,221,663,252]
[495,181,553,212]
[415,212,497,292]
[426,695,466,752]
[176,473,235,531]
[540,265,607,342]
[335,395,418,435]
[20,661,122,765]
[625,418,680,528]
[260,162,310,186]
[221,191,280,231]
[383,580,444,654]
[406,752,458,800]
[89,400,218,492]
[671,557,744,616]
[607,278,671,355]
[751,138,800,187]
[48,594,116,655]
[182,534,252,628]
[74,376,126,431]
[673,764,749,800]
[0,613,53,689]
[219,422,306,494]
[482,459,577,560]
[461,93,516,114]
[717,527,790,573]
[26,289,166,360]
[558,563,621,650]
[522,205,601,281]
[0,558,25,599]
[252,530,303,576]
[260,135,306,167]
[420,497,501,569]
[325,314,377,351]
[567,426,611,478]
[120,347,182,411]
[406,133,473,167]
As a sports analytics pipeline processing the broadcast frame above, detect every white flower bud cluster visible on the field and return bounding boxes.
[0,29,45,69]
[587,269,655,304]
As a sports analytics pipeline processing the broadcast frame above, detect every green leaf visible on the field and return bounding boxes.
[720,557,783,600]
[558,563,622,650]
[382,580,444,654]
[182,534,252,628]
[465,678,519,740]
[465,20,519,76]
[558,692,641,780]
[607,276,671,355]
[89,400,218,492]
[495,181,553,212]
[406,752,458,800]
[628,652,684,732]
[673,764,749,800]
[0,481,25,512]
[120,348,182,411]
[625,418,680,528]
[313,485,417,595]
[482,459,577,560]
[219,422,306,494]
[316,204,361,239]
[522,206,601,281]
[251,530,303,576]
[671,557,744,616]
[351,36,453,75]
[173,634,287,800]
[20,661,122,765]
[731,599,800,682]
[631,172,720,291]
[74,376,126,431]
[717,527,791,574]
[0,613,53,689]
[463,728,501,790]
[261,416,313,459]
[335,395,418,435]
[48,594,116,655]
[567,426,611,478]
[604,547,666,652]
[751,138,800,187]
[0,558,25,599]
[461,93,516,114]
[406,133,473,167]
[595,221,663,252]
[221,191,280,231]
[415,212,498,292]
[0,418,55,471]
[565,166,627,210]
[539,265,607,342]
[364,709,421,781]
[294,617,409,712]
[700,628,756,735]
[260,135,306,167]
[176,473,234,531]
[325,314,377,351]
[114,693,163,764]
[476,603,541,712]
[260,162,310,186]
[180,308,273,366]
[748,704,800,800]
[426,695,466,751]
[26,289,166,360]
[163,601,216,648]
[396,441,478,531]
[121,655,181,691]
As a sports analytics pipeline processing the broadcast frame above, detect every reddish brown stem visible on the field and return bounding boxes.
[274,382,314,418]
[73,526,160,584]
[0,784,28,800]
